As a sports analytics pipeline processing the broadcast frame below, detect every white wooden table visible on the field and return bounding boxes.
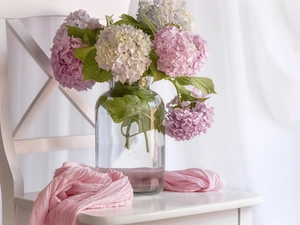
[78,190,263,225]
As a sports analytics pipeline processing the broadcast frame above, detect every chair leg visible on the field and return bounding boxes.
[15,206,31,225]
[1,191,15,225]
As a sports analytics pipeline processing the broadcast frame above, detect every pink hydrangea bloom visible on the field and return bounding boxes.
[51,10,103,91]
[163,97,214,141]
[153,26,208,77]
[193,34,209,69]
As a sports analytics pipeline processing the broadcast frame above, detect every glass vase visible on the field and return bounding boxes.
[95,77,165,195]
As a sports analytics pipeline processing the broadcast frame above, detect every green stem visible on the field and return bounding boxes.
[121,125,126,137]
[124,119,132,149]
[172,80,183,108]
[129,132,140,138]
[142,122,150,153]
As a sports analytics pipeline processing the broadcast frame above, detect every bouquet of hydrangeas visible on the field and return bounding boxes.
[51,0,216,145]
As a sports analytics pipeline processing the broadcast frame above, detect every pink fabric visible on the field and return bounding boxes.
[30,162,133,225]
[30,163,224,225]
[164,168,225,192]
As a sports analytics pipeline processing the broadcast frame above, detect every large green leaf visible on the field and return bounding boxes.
[67,26,102,46]
[120,14,139,24]
[99,86,165,150]
[114,14,153,35]
[154,101,165,134]
[100,86,164,133]
[67,26,84,39]
[110,84,153,101]
[173,79,191,96]
[175,76,216,95]
[83,28,95,46]
[100,95,150,123]
[180,93,208,102]
[140,16,157,34]
[149,52,169,82]
[74,46,95,62]
[82,49,113,82]
[173,79,208,103]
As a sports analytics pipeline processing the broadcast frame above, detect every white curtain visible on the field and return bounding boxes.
[1,0,300,224]
[179,1,300,225]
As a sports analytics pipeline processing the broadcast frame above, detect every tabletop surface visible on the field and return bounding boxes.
[78,190,263,225]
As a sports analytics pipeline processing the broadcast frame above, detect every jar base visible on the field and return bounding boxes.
[97,167,165,195]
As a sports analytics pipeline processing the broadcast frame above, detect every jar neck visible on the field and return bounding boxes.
[109,77,151,90]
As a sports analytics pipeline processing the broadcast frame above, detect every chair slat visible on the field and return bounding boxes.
[58,87,95,128]
[13,78,58,139]
[14,135,95,154]
[8,18,95,137]
[6,19,53,77]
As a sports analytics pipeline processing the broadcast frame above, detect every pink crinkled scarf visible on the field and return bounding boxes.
[30,162,224,225]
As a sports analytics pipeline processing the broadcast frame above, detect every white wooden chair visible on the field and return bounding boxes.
[0,0,132,224]
[0,1,263,225]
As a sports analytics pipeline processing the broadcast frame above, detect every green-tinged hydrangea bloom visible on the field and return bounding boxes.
[137,0,195,32]
[95,25,152,84]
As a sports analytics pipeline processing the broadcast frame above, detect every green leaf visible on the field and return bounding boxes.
[74,46,95,62]
[106,15,114,27]
[154,101,165,134]
[99,85,166,150]
[180,93,208,102]
[149,52,169,82]
[67,26,84,39]
[100,95,150,123]
[121,118,132,128]
[67,26,102,46]
[173,79,191,96]
[175,76,216,95]
[83,28,100,46]
[82,49,113,82]
[141,16,157,34]
[173,79,211,103]
[137,111,151,134]
[113,20,130,26]
[114,14,153,35]
[83,34,90,46]
[101,85,164,132]
[120,14,139,24]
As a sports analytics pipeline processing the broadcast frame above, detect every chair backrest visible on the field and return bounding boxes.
[0,0,133,224]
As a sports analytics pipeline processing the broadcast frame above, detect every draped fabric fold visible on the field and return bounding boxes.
[165,168,225,192]
[30,163,133,225]
[30,162,224,225]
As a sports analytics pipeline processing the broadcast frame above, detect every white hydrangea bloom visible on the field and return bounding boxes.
[137,0,195,32]
[95,25,152,84]
[137,1,155,23]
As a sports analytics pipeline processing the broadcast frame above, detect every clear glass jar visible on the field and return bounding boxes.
[95,77,165,195]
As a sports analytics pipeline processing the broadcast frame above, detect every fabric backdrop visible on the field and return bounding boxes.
[1,0,300,224]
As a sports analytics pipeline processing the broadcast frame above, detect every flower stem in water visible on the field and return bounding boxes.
[125,119,132,149]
